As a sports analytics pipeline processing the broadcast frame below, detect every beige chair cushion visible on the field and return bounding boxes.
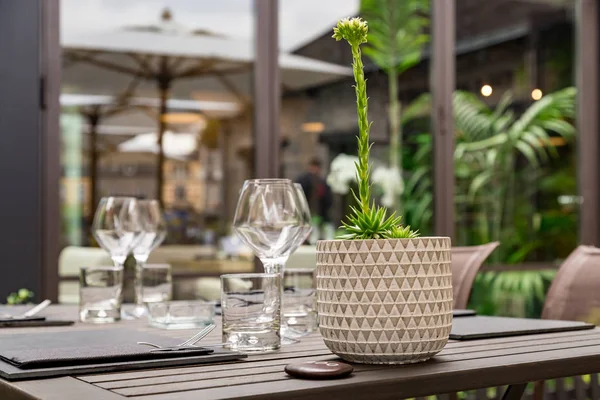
[59,246,112,276]
[148,245,217,264]
[286,245,317,270]
[58,246,113,304]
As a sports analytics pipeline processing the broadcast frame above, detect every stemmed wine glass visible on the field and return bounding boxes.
[233,179,306,274]
[294,183,313,246]
[279,184,313,340]
[92,197,141,268]
[132,199,168,315]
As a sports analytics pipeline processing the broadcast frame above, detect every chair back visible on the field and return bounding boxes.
[542,245,600,322]
[451,242,499,309]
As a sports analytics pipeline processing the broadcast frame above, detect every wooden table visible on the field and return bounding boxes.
[1,306,600,400]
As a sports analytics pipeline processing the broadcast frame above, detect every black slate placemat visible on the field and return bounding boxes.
[0,319,74,328]
[450,316,595,340]
[0,328,245,380]
[1,344,214,369]
[453,309,476,317]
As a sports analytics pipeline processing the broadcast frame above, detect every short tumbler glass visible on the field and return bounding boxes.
[136,264,172,304]
[79,266,123,323]
[283,268,317,336]
[221,273,281,353]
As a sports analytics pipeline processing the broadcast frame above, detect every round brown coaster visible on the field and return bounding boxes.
[285,360,354,380]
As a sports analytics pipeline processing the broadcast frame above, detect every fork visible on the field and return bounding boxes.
[137,324,216,350]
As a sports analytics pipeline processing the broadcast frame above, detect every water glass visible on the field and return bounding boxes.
[79,266,123,323]
[136,264,172,304]
[283,268,317,336]
[221,273,281,353]
[147,301,215,330]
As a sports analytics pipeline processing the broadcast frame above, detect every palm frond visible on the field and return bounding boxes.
[361,0,430,74]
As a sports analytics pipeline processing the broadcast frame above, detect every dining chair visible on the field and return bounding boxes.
[542,245,600,322]
[534,245,600,400]
[451,242,500,309]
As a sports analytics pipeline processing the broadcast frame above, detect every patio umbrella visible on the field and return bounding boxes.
[61,93,242,214]
[62,9,351,204]
[118,131,198,159]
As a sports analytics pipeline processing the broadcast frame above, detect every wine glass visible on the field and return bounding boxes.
[132,199,168,314]
[92,197,141,268]
[133,200,167,265]
[233,179,304,274]
[293,183,313,246]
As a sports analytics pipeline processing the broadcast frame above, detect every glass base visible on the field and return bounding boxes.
[282,310,317,337]
[126,305,148,319]
[80,307,121,323]
[223,326,281,353]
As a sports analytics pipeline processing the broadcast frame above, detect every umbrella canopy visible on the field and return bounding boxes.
[61,94,242,120]
[62,20,351,101]
[61,9,351,203]
[118,131,197,159]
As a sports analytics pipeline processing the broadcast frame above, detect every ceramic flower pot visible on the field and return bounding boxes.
[316,237,453,364]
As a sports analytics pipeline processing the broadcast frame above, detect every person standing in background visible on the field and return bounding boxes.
[295,158,333,242]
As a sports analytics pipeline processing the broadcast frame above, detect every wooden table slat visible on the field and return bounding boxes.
[13,377,126,400]
[101,337,600,397]
[132,344,600,400]
[82,355,337,385]
[78,328,600,385]
[92,334,600,390]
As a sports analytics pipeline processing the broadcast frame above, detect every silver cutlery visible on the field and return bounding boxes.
[137,323,216,350]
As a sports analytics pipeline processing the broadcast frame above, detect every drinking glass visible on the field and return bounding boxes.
[79,266,123,323]
[293,183,313,245]
[138,264,172,304]
[233,179,304,274]
[221,273,281,353]
[92,197,141,267]
[133,200,167,311]
[282,268,317,337]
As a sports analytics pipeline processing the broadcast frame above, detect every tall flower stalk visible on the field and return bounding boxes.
[333,18,418,240]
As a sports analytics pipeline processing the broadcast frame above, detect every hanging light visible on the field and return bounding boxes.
[531,89,543,101]
[301,122,325,133]
[480,85,493,97]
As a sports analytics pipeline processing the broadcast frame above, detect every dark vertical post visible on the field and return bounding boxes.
[253,0,280,272]
[220,121,231,232]
[525,28,540,96]
[577,0,599,245]
[431,0,456,240]
[41,0,61,302]
[156,66,170,206]
[86,108,100,225]
[0,0,60,301]
[254,0,280,179]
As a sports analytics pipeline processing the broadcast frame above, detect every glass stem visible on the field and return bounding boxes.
[111,257,126,269]
[261,256,288,275]
[135,261,144,306]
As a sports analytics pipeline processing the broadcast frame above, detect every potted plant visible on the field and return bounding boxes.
[316,17,452,365]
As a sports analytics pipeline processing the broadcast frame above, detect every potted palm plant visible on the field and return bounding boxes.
[316,17,452,365]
